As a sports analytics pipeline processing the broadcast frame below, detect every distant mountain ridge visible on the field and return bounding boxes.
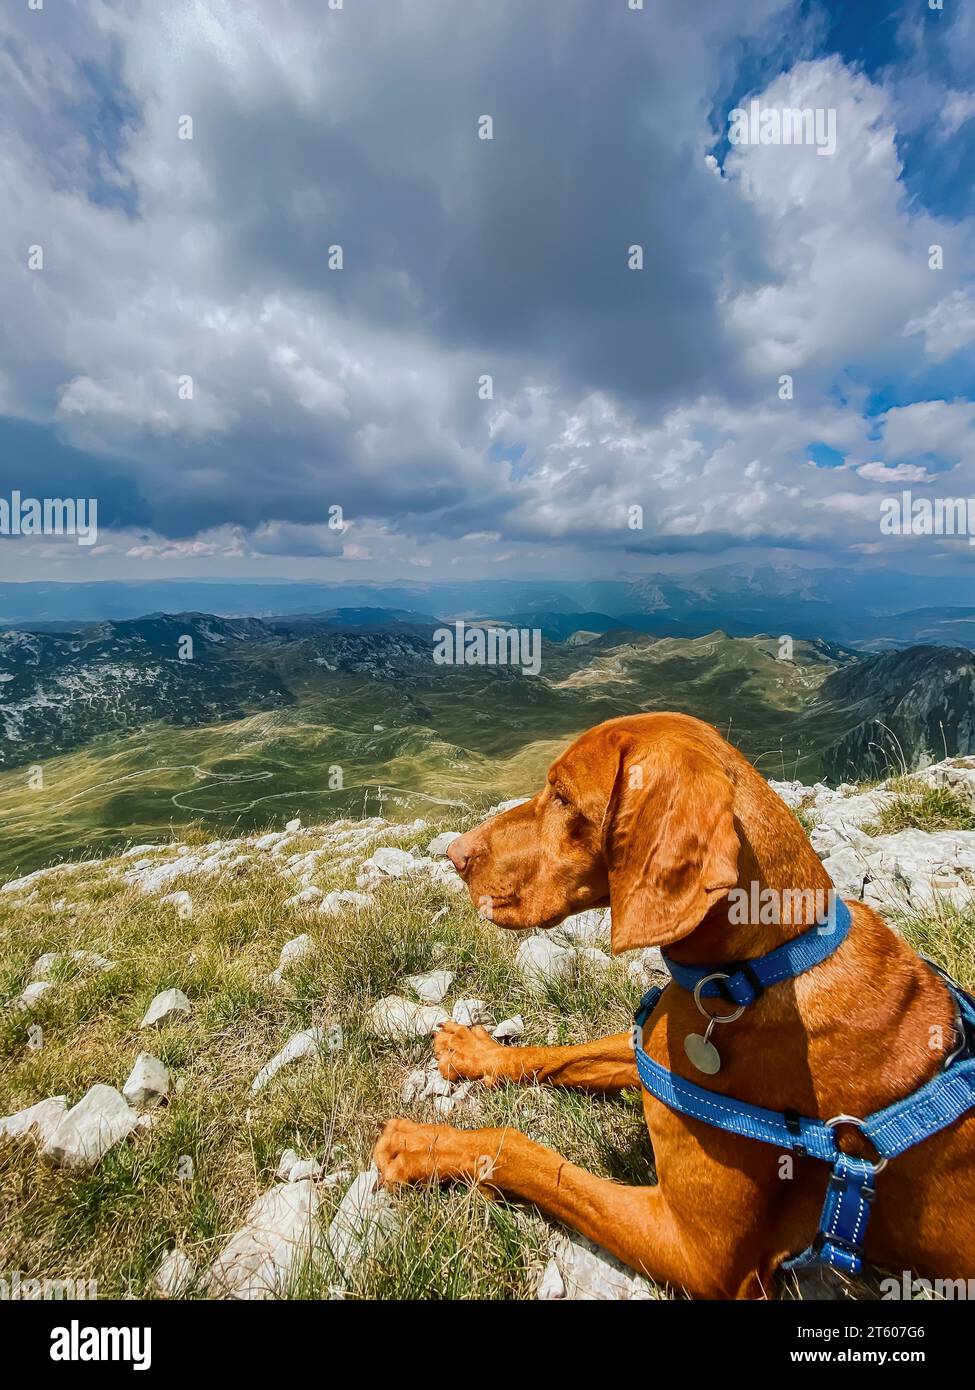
[2,567,975,650]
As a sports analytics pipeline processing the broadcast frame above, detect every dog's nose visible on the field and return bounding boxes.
[447,831,475,875]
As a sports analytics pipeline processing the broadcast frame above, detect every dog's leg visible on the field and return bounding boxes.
[374,1118,702,1291]
[435,1020,638,1091]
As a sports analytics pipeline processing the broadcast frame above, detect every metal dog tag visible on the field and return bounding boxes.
[685,973,745,1074]
[684,1021,721,1074]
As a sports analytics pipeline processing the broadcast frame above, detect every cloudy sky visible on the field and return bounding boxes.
[1,0,974,585]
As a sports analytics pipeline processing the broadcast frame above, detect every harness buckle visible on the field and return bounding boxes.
[812,1230,862,1259]
[825,1114,888,1173]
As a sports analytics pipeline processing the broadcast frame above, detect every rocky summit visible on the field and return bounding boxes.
[0,765,973,1300]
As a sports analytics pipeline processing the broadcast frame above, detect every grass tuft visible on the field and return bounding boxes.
[863,782,975,837]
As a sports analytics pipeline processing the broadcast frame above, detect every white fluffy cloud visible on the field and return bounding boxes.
[0,0,973,578]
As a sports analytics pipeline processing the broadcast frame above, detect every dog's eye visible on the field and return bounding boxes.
[550,790,566,807]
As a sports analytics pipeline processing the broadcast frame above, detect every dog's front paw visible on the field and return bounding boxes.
[373,1117,500,1188]
[434,1020,507,1086]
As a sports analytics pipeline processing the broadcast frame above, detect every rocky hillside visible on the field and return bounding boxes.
[772,756,975,915]
[0,615,292,767]
[1,766,974,1300]
[814,647,975,783]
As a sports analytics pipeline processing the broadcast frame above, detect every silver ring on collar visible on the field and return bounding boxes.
[692,972,747,1024]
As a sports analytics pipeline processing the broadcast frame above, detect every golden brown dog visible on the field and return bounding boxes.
[373,712,975,1297]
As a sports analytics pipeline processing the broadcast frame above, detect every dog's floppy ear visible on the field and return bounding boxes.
[604,738,740,953]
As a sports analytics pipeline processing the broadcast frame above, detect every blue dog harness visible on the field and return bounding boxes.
[633,899,975,1276]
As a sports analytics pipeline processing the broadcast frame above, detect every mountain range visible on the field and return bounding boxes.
[0,604,973,875]
[3,565,975,650]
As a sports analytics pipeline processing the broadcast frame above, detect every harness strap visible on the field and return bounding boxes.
[634,988,838,1162]
[633,980,975,1276]
[781,1155,879,1277]
[662,897,852,1006]
[818,1155,877,1274]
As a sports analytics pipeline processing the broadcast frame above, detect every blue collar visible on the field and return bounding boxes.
[661,896,852,1008]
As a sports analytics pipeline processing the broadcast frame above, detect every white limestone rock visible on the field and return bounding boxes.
[140,988,192,1029]
[515,935,575,992]
[483,797,530,818]
[367,995,449,1040]
[11,980,55,1011]
[160,890,193,918]
[207,1180,322,1299]
[356,864,384,890]
[911,758,975,804]
[0,1095,68,1146]
[492,1015,525,1042]
[123,1053,170,1109]
[537,1259,566,1299]
[326,1168,397,1275]
[433,1082,471,1117]
[286,817,302,832]
[537,1233,656,1301]
[251,1028,324,1093]
[403,970,454,1005]
[155,1249,195,1299]
[282,887,322,911]
[276,1148,301,1180]
[451,998,492,1027]
[908,873,975,912]
[401,1068,428,1103]
[819,846,868,899]
[276,1148,325,1183]
[424,859,466,892]
[627,949,669,993]
[30,950,114,982]
[554,908,611,947]
[43,1085,140,1169]
[576,947,613,973]
[269,934,313,984]
[426,831,461,858]
[767,779,813,812]
[420,1069,452,1099]
[368,846,415,878]
[253,832,289,852]
[319,889,373,917]
[287,1158,326,1183]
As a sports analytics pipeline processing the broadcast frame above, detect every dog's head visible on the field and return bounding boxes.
[448,714,742,953]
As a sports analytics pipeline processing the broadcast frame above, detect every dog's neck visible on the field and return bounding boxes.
[665,800,836,967]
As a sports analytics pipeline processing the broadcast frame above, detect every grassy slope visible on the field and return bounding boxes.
[0,812,649,1300]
